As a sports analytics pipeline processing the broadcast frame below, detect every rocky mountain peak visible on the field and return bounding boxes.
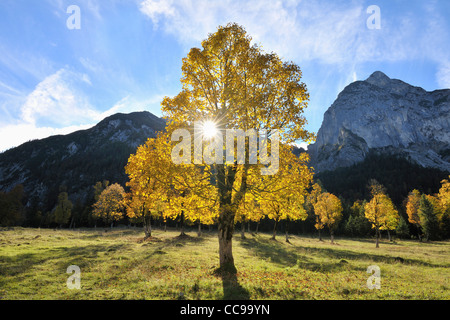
[365,71,391,87]
[308,72,450,173]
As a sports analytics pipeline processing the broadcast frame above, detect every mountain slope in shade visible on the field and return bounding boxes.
[0,111,166,210]
[308,71,450,173]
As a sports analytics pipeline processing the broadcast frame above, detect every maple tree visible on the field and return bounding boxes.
[92,183,126,228]
[125,137,168,238]
[126,132,218,237]
[364,186,399,248]
[306,182,326,240]
[235,191,263,239]
[258,147,311,241]
[406,189,422,239]
[437,176,450,237]
[313,192,343,244]
[127,23,313,271]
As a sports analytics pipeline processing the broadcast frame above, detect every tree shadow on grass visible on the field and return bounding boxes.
[238,236,445,273]
[0,243,129,277]
[295,244,447,268]
[240,237,361,273]
[213,265,250,300]
[240,237,298,266]
[165,233,209,246]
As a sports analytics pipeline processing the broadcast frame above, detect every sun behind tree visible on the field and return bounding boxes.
[128,23,314,273]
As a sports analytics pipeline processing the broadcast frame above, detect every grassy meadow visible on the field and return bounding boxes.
[0,227,449,300]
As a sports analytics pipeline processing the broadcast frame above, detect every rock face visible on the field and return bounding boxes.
[0,111,166,209]
[308,71,450,173]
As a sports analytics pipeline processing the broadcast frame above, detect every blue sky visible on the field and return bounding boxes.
[0,0,449,151]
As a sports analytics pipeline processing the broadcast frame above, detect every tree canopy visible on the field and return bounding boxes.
[126,23,314,271]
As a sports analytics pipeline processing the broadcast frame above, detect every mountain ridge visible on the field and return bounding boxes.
[308,71,450,173]
[0,111,166,211]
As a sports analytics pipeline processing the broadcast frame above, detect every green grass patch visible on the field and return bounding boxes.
[0,227,448,300]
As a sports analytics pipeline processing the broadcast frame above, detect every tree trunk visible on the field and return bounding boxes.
[255,221,259,234]
[330,229,334,244]
[215,162,248,273]
[198,222,202,237]
[285,220,290,243]
[387,229,391,242]
[241,222,246,239]
[144,215,152,239]
[318,229,322,241]
[180,210,185,236]
[218,210,236,272]
[272,219,278,240]
[376,228,380,248]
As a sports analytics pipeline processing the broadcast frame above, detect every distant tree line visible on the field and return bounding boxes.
[1,148,449,244]
[2,174,449,246]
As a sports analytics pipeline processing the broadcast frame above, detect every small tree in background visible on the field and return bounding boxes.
[395,215,410,239]
[406,189,422,241]
[0,184,24,227]
[437,177,450,238]
[418,195,440,241]
[364,181,399,248]
[92,183,126,229]
[345,200,371,237]
[308,183,325,240]
[54,191,73,228]
[313,192,343,244]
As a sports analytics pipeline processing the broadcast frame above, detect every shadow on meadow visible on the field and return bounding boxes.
[294,244,447,268]
[0,243,129,277]
[239,235,446,273]
[240,236,359,273]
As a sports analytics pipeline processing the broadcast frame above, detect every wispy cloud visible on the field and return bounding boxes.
[138,0,450,86]
[20,68,99,127]
[138,0,366,63]
[0,68,155,152]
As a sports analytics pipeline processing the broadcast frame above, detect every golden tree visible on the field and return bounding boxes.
[438,177,450,210]
[126,132,218,237]
[365,191,399,248]
[313,192,343,244]
[406,189,422,239]
[307,182,325,240]
[147,23,314,271]
[92,183,126,229]
[235,190,263,239]
[259,147,311,241]
[437,176,450,237]
[125,139,166,238]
